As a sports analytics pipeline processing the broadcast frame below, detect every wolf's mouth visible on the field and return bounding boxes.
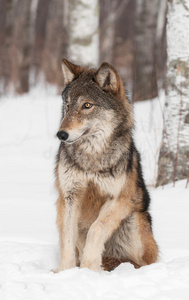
[64,128,90,144]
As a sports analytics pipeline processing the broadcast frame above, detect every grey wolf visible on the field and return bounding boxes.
[55,59,158,272]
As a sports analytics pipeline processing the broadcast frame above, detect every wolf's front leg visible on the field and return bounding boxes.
[59,195,79,271]
[80,199,132,271]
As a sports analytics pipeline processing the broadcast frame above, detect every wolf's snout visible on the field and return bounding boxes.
[57,130,69,141]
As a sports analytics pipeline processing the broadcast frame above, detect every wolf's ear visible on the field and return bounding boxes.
[95,62,119,93]
[61,59,81,85]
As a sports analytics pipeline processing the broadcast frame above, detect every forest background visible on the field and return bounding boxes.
[0,0,166,101]
[0,0,188,186]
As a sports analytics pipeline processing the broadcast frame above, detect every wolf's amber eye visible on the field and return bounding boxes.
[82,103,93,109]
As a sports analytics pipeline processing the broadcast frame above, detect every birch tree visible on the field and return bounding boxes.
[67,0,99,66]
[157,0,189,186]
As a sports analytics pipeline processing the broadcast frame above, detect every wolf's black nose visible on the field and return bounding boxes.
[57,130,69,141]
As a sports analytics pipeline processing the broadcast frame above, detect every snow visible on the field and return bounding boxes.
[0,87,189,299]
[134,90,165,186]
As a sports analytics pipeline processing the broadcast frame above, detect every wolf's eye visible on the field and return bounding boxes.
[66,104,69,111]
[82,103,93,109]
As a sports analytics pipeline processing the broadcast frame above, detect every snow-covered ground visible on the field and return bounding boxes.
[0,87,189,300]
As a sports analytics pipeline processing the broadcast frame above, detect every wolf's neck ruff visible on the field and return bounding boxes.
[60,125,132,177]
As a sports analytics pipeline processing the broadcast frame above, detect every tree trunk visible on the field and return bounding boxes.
[0,0,6,47]
[100,0,131,64]
[0,0,15,92]
[42,0,67,88]
[157,0,189,186]
[11,0,32,93]
[133,0,159,101]
[33,0,51,72]
[68,0,99,67]
[155,0,167,89]
[0,0,6,93]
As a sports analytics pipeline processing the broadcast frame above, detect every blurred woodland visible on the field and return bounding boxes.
[0,0,188,186]
[0,0,167,101]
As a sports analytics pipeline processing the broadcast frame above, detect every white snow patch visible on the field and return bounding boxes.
[134,90,165,186]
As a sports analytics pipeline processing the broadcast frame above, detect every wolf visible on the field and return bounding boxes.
[55,59,158,272]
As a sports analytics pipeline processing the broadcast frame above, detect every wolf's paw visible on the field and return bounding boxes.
[58,258,76,271]
[80,258,102,272]
[51,268,59,273]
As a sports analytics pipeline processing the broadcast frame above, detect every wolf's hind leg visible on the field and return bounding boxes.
[104,212,158,270]
[126,212,159,267]
[138,213,159,266]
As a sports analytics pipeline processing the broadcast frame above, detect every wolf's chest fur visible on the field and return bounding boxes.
[58,155,127,202]
[58,148,127,229]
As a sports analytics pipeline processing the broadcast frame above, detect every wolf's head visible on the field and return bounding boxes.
[57,59,133,146]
